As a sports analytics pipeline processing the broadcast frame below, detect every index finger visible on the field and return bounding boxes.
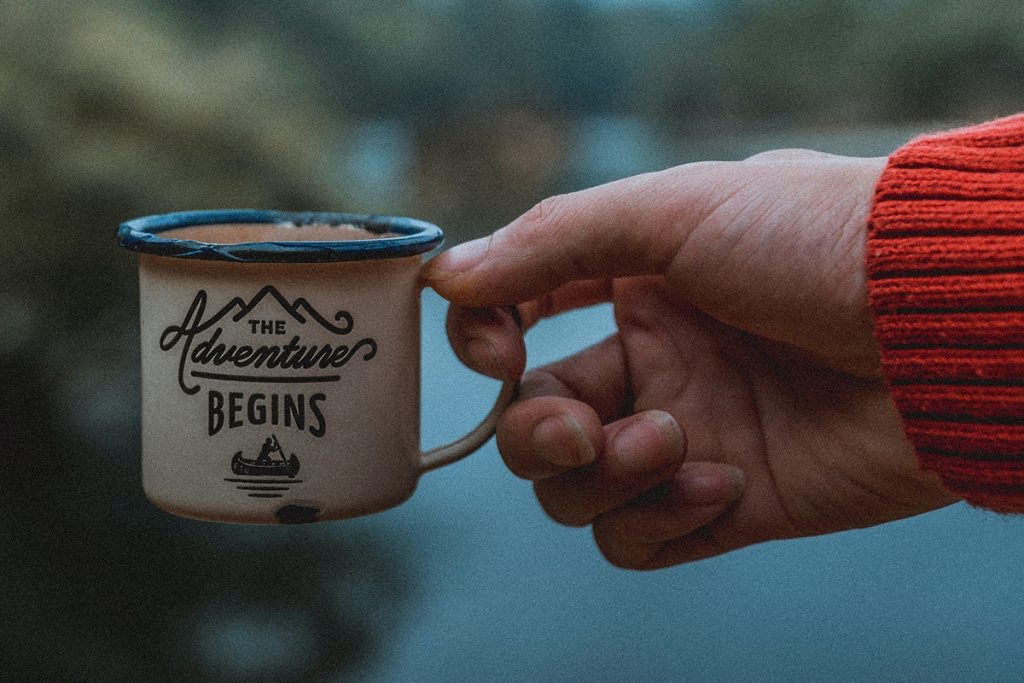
[444,278,613,380]
[422,167,708,307]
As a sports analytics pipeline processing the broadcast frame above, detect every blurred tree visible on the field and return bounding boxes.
[110,0,1024,232]
[0,2,410,681]
[868,0,1024,121]
[651,0,1024,128]
[410,100,571,234]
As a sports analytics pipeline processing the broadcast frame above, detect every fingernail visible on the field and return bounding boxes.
[532,414,595,468]
[466,336,508,380]
[611,411,684,473]
[437,237,489,273]
[725,465,746,495]
[677,465,746,505]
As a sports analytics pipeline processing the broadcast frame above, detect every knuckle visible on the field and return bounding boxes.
[533,481,590,528]
[495,412,534,480]
[533,290,558,319]
[496,446,537,482]
[444,305,481,343]
[592,518,646,570]
[517,368,567,401]
[518,194,571,236]
[744,148,831,162]
[664,160,727,189]
[496,403,570,480]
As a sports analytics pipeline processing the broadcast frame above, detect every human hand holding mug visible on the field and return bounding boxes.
[118,210,516,524]
[425,150,960,569]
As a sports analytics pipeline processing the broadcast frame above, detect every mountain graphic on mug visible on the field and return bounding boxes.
[158,284,378,394]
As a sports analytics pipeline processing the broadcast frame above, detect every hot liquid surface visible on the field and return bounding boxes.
[165,223,398,244]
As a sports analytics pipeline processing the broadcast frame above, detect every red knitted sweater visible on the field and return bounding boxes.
[867,114,1024,513]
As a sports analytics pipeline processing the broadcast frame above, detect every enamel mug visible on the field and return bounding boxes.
[117,210,517,524]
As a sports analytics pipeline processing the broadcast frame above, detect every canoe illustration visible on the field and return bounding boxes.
[231,434,300,477]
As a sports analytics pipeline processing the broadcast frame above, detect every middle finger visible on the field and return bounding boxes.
[533,410,686,527]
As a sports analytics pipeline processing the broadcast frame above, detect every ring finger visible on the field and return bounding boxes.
[532,410,687,527]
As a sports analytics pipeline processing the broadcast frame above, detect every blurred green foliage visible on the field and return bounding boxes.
[0,2,401,681]
[2,0,1024,680]
[151,0,1024,126]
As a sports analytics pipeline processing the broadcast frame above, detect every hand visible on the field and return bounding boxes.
[422,149,960,570]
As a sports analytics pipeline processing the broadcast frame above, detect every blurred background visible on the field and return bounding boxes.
[4,0,1024,680]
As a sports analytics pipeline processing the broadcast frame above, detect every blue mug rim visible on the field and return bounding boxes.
[116,210,444,263]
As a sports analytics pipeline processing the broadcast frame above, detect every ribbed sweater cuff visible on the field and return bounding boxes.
[867,114,1024,513]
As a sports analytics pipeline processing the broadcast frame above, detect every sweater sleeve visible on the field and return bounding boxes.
[866,114,1024,513]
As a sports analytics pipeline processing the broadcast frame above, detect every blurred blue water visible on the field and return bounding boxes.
[339,292,1024,683]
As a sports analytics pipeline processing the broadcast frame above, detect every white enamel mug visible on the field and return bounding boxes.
[117,210,517,524]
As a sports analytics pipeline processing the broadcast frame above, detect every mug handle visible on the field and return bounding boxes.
[417,305,521,473]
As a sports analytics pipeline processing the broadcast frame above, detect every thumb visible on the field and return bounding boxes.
[423,169,701,306]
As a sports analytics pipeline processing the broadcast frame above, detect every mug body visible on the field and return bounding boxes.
[120,211,444,524]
